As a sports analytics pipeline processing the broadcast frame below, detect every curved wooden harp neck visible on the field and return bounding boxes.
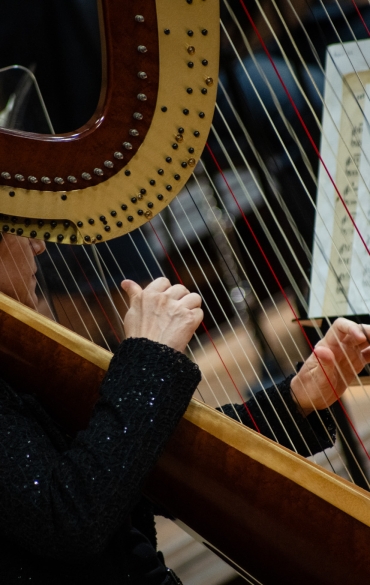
[0,0,219,244]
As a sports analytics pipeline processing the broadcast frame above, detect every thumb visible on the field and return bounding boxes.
[308,346,336,383]
[312,346,335,369]
[120,279,143,303]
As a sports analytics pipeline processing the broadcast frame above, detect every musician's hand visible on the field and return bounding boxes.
[290,318,370,416]
[121,277,203,353]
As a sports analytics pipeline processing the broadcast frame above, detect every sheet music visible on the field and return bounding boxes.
[309,39,370,318]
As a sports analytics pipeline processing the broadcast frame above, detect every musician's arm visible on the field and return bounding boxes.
[221,319,370,457]
[0,338,200,561]
[220,377,336,458]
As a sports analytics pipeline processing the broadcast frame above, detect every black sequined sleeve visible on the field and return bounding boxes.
[220,375,336,457]
[0,338,200,561]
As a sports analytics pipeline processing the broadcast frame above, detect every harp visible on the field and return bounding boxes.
[1,1,370,584]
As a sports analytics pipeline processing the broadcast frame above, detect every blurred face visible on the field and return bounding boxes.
[0,233,46,309]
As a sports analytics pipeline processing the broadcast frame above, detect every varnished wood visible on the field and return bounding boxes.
[0,294,369,583]
[147,405,370,585]
[0,293,110,432]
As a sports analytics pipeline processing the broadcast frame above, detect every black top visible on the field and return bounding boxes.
[0,338,335,584]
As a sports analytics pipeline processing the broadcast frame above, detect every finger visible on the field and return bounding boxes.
[322,318,370,348]
[164,284,190,300]
[192,307,204,328]
[300,347,335,384]
[120,279,143,302]
[357,324,370,346]
[144,277,172,293]
[179,292,202,309]
[361,346,370,361]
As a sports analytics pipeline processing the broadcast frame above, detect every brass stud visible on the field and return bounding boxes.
[205,77,214,86]
[145,210,153,218]
[187,46,195,55]
[176,134,184,143]
[188,158,196,167]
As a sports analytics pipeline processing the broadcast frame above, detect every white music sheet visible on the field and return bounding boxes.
[309,38,370,318]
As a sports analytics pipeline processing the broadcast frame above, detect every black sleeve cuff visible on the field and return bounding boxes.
[219,376,336,457]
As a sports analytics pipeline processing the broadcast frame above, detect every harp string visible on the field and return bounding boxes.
[154,167,342,464]
[226,0,370,269]
[195,145,370,479]
[350,0,370,36]
[172,179,327,454]
[81,245,125,338]
[164,197,292,439]
[214,67,370,419]
[203,145,370,472]
[148,216,261,430]
[238,0,370,259]
[152,167,362,479]
[199,4,370,468]
[185,172,355,475]
[67,246,121,344]
[53,244,112,350]
[131,227,244,422]
[220,0,370,350]
[221,0,370,352]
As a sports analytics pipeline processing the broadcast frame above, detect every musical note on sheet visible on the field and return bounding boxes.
[309,39,370,318]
